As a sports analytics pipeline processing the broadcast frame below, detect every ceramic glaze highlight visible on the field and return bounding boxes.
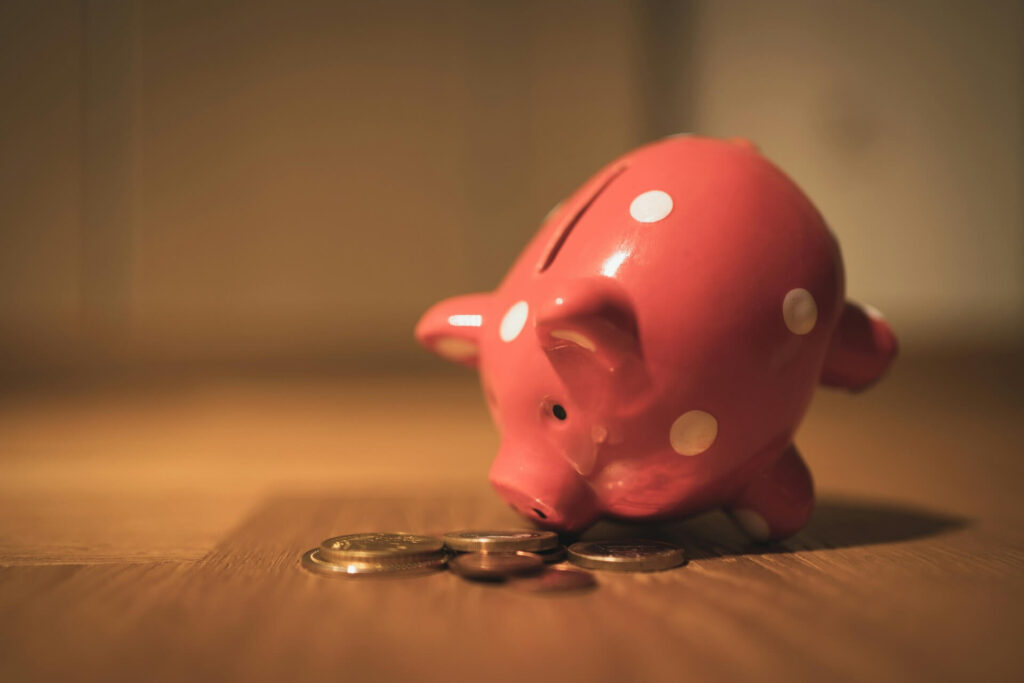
[415,136,897,539]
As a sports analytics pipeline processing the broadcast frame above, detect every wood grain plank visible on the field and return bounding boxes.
[0,355,1021,681]
[2,493,1020,683]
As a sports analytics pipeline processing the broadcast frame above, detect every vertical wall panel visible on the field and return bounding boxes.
[81,0,137,358]
[0,1,84,374]
[126,0,648,365]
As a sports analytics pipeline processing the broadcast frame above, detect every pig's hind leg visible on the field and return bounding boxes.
[725,445,814,542]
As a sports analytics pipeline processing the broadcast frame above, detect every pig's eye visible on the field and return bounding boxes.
[551,404,568,421]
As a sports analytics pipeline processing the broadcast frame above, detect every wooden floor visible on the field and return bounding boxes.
[1,352,1022,682]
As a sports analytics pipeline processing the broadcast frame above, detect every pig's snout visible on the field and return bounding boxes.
[489,451,600,532]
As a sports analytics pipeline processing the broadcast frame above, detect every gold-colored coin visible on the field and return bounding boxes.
[442,530,559,553]
[567,539,684,572]
[319,532,444,563]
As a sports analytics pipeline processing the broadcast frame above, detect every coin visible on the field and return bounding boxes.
[448,551,544,581]
[533,545,567,564]
[301,548,446,577]
[510,565,597,593]
[442,530,559,553]
[319,533,444,563]
[567,539,685,572]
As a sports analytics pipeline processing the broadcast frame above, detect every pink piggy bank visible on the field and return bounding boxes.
[415,136,896,540]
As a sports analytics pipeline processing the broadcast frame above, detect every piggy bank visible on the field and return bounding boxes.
[415,136,896,540]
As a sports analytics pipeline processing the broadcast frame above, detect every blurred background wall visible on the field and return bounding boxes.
[1,0,1021,381]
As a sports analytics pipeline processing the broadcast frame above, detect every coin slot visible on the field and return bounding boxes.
[536,164,627,273]
[532,508,548,519]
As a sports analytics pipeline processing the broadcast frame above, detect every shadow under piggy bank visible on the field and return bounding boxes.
[577,495,970,562]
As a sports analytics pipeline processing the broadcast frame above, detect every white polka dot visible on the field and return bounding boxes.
[732,508,771,541]
[728,137,759,153]
[629,190,673,223]
[543,201,562,223]
[434,337,477,360]
[783,288,817,335]
[447,314,482,327]
[500,301,529,342]
[669,410,718,456]
[862,303,885,321]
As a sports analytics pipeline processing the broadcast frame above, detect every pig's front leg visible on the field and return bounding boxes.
[726,445,814,542]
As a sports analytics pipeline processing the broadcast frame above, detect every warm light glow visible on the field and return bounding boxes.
[550,329,596,351]
[601,249,630,277]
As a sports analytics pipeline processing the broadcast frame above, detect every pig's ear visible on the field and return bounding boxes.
[415,293,491,369]
[535,278,645,396]
[820,301,898,391]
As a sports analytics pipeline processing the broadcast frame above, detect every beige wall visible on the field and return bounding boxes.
[1,0,1021,377]
[1,0,647,375]
[687,0,1024,347]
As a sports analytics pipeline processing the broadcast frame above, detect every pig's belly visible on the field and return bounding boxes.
[589,444,781,520]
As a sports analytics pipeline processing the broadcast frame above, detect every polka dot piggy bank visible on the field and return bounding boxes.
[415,136,897,540]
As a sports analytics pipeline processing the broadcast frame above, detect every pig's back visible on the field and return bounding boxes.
[501,137,844,463]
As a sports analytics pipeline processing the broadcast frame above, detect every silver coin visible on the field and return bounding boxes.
[567,539,685,572]
[442,530,558,553]
[448,551,544,581]
[319,533,444,562]
[510,565,597,593]
[301,548,446,577]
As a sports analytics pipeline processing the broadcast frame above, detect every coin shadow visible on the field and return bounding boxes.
[578,495,970,561]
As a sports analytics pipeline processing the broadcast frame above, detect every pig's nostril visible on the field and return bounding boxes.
[532,508,548,519]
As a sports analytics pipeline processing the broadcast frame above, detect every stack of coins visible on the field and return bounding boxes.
[441,529,598,592]
[301,533,447,576]
[442,530,559,555]
[301,529,685,591]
